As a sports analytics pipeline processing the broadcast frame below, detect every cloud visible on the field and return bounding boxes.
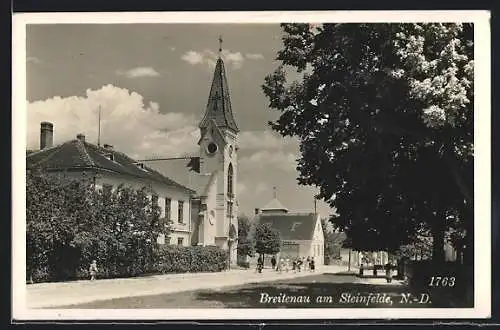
[241,150,298,172]
[181,49,245,69]
[27,84,199,159]
[245,53,264,60]
[181,51,204,65]
[255,182,269,194]
[27,57,41,64]
[236,182,247,195]
[116,67,160,78]
[239,130,298,150]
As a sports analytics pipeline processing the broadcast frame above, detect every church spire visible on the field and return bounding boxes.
[199,37,239,134]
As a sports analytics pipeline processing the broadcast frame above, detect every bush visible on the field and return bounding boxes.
[237,260,250,269]
[156,245,228,274]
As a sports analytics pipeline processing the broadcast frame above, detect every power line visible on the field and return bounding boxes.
[137,156,194,162]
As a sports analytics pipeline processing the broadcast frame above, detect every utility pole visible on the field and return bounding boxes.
[97,105,101,147]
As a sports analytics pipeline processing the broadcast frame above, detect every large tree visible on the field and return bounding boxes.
[262,23,473,263]
[27,170,168,281]
[254,223,281,262]
[237,214,254,257]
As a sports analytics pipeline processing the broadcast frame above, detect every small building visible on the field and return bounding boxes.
[254,191,325,265]
[27,124,196,247]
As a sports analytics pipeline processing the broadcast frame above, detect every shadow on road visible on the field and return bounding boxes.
[59,273,471,309]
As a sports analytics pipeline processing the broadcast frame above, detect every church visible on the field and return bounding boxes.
[26,52,240,264]
[144,55,240,264]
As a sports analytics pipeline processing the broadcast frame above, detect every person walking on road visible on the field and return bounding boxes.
[89,260,98,281]
[256,254,264,273]
[296,257,303,272]
[271,255,277,271]
[310,257,315,272]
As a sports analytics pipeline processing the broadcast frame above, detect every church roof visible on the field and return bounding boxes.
[261,197,289,212]
[257,213,319,241]
[199,58,239,133]
[143,157,216,197]
[26,138,195,193]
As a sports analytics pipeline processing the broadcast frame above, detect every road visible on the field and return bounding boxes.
[60,273,415,309]
[28,265,367,308]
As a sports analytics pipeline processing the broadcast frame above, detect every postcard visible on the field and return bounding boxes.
[12,10,491,321]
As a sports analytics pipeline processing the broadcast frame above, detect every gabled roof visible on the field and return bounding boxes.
[257,213,319,241]
[26,139,195,193]
[261,197,289,212]
[199,58,239,133]
[143,157,217,197]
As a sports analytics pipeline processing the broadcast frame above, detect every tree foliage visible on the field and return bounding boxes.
[237,214,254,257]
[254,223,281,256]
[26,170,170,281]
[263,23,473,262]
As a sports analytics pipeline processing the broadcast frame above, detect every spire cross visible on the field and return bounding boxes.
[218,35,223,56]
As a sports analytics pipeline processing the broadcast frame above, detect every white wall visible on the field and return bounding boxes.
[69,170,194,246]
[201,175,218,246]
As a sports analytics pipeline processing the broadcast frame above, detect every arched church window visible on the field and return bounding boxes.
[227,163,234,197]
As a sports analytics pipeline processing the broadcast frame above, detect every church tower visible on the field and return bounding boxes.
[197,37,239,263]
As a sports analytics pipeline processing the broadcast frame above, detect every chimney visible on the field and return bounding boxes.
[76,133,85,142]
[40,122,54,150]
[254,208,260,215]
[103,143,113,151]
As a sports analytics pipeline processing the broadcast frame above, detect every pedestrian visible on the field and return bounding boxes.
[271,255,277,270]
[285,257,290,272]
[310,257,315,272]
[297,257,302,272]
[89,260,98,281]
[257,254,264,273]
[385,262,393,283]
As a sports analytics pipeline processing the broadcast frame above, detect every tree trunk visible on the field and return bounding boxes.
[228,241,231,270]
[348,249,351,271]
[431,220,445,264]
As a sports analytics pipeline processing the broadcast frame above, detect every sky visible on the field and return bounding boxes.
[25,23,333,217]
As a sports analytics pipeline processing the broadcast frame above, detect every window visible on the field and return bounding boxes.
[165,198,171,220]
[227,201,233,219]
[151,195,158,206]
[227,163,234,196]
[133,162,147,171]
[178,201,184,223]
[177,237,184,246]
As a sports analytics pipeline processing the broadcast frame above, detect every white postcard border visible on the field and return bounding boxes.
[12,10,491,320]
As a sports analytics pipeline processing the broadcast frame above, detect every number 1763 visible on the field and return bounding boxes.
[429,276,456,287]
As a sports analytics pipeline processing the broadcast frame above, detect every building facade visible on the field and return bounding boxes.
[254,192,325,265]
[143,55,240,264]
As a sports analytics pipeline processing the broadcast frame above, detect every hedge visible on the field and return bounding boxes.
[28,245,229,283]
[157,245,228,273]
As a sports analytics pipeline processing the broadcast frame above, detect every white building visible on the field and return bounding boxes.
[254,192,325,265]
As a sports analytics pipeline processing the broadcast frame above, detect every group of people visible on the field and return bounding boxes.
[257,255,316,273]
